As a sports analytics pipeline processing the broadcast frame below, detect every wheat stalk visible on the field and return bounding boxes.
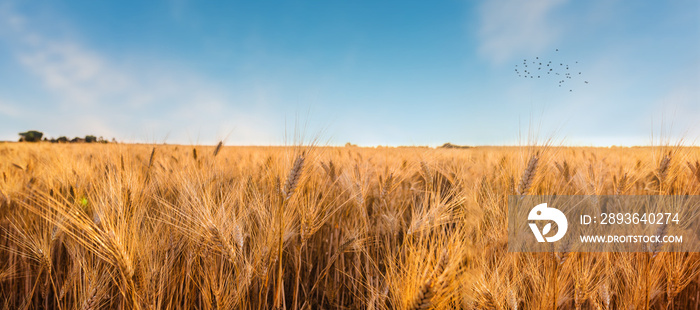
[148,147,156,170]
[657,154,671,184]
[407,251,448,310]
[687,161,700,183]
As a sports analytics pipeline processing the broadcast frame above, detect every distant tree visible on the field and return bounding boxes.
[85,135,97,143]
[18,130,43,142]
[440,142,471,149]
[57,136,68,143]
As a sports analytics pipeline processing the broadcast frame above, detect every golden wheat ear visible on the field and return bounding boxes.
[517,154,539,195]
[656,153,672,186]
[283,152,305,200]
[213,141,223,157]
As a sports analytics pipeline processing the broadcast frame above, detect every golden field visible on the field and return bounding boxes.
[1,143,699,309]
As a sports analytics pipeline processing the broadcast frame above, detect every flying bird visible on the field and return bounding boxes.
[512,52,588,92]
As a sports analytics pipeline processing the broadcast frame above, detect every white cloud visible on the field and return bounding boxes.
[17,41,132,108]
[0,5,281,144]
[477,0,567,64]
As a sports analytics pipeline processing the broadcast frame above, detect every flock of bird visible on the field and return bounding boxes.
[513,49,589,92]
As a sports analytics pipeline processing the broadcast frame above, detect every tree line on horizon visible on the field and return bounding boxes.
[18,130,114,143]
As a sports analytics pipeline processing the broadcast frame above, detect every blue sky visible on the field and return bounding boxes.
[0,0,698,146]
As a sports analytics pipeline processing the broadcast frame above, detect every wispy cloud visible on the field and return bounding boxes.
[18,41,132,108]
[0,4,277,144]
[477,0,567,64]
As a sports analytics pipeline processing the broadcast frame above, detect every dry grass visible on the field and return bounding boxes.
[0,143,699,309]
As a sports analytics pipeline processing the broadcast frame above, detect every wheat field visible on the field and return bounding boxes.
[1,142,699,309]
